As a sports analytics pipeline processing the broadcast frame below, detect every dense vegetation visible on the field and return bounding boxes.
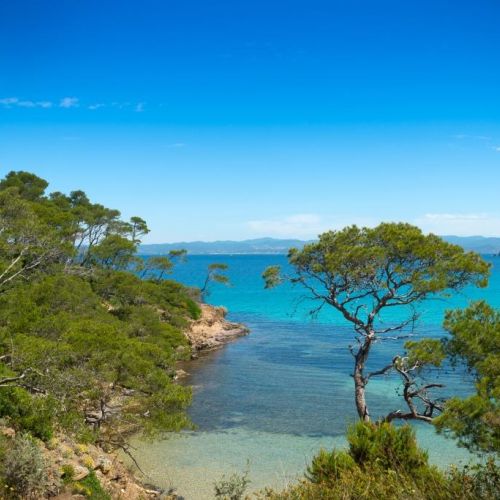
[0,171,201,495]
[435,301,500,453]
[259,421,499,500]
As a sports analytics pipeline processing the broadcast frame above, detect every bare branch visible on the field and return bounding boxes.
[366,363,394,380]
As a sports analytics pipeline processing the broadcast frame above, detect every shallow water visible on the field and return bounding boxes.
[129,255,500,499]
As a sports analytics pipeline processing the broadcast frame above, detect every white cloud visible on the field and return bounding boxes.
[415,213,500,236]
[37,101,53,108]
[0,97,149,112]
[248,214,325,238]
[16,100,36,108]
[247,214,377,238]
[0,97,53,109]
[453,134,492,141]
[246,212,500,239]
[452,134,500,153]
[59,97,79,108]
[0,97,19,107]
[167,142,186,148]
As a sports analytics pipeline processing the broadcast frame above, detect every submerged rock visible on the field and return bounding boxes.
[174,368,189,379]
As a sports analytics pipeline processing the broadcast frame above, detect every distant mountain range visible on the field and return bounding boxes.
[440,236,500,255]
[139,238,312,255]
[139,236,500,255]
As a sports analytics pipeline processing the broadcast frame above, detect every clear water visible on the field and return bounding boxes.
[130,255,500,499]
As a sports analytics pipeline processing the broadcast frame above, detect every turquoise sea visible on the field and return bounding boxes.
[130,254,500,499]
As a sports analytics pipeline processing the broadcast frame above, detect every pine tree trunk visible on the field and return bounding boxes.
[354,337,372,421]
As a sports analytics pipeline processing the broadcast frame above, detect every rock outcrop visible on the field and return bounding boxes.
[185,303,249,352]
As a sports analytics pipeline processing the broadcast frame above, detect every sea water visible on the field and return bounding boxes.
[130,255,500,499]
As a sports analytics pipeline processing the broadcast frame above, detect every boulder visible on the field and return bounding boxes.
[97,456,113,474]
[73,465,90,481]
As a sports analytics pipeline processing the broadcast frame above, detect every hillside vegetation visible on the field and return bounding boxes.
[0,171,199,497]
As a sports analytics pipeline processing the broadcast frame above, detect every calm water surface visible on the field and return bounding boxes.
[130,255,500,499]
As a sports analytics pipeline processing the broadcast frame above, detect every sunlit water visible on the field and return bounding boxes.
[128,255,500,499]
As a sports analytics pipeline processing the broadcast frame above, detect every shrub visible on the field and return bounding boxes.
[214,470,250,500]
[306,448,355,483]
[259,423,500,500]
[448,459,500,499]
[61,463,75,483]
[74,471,111,499]
[306,421,432,485]
[74,443,88,455]
[347,421,428,473]
[2,434,47,498]
[0,387,54,441]
[82,454,95,469]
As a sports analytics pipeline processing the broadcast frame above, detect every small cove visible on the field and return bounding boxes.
[129,255,499,499]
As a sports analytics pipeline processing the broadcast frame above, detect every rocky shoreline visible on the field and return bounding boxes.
[185,303,249,353]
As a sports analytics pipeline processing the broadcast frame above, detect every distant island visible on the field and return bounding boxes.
[139,235,500,255]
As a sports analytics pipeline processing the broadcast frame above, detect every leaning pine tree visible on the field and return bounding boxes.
[263,223,490,422]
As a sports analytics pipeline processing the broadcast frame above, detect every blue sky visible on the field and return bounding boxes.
[1,0,499,242]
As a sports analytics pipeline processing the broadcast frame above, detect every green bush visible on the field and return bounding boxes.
[61,463,75,484]
[307,421,431,484]
[1,434,47,498]
[74,470,111,499]
[0,387,54,441]
[448,459,500,499]
[261,460,500,500]
[346,421,428,473]
[0,173,204,455]
[306,448,356,483]
[214,470,250,500]
[259,422,500,500]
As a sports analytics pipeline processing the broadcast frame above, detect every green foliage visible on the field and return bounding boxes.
[0,285,193,440]
[261,422,500,500]
[213,469,250,500]
[129,216,149,242]
[73,470,111,499]
[141,255,173,280]
[0,171,200,449]
[346,421,428,473]
[267,223,489,319]
[89,233,138,270]
[0,434,47,499]
[306,421,428,486]
[447,459,500,500]
[263,223,490,422]
[404,338,446,370]
[61,463,75,484]
[168,248,188,261]
[0,387,55,441]
[201,262,230,298]
[0,187,72,294]
[262,265,282,288]
[260,463,500,500]
[434,301,500,453]
[306,448,356,483]
[0,171,48,201]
